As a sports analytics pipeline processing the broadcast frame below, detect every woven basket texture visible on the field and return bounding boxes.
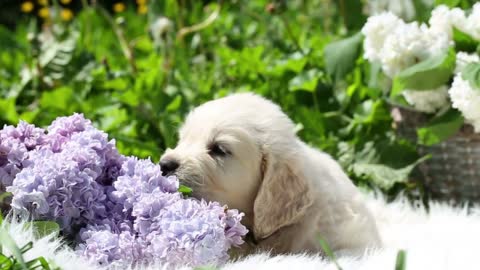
[392,107,480,202]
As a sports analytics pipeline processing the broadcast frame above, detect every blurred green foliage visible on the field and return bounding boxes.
[0,0,448,197]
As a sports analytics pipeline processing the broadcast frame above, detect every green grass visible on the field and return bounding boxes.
[395,250,407,270]
[318,235,408,270]
[0,212,59,270]
[318,235,343,270]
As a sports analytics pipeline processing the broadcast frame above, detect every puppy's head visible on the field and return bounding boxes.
[160,93,312,239]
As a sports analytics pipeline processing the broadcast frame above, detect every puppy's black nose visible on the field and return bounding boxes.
[160,158,179,176]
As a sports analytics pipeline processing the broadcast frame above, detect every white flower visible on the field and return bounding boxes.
[402,86,450,113]
[429,5,467,39]
[380,22,427,77]
[429,4,480,41]
[425,24,453,56]
[362,12,403,63]
[448,74,480,132]
[466,3,480,40]
[150,17,173,45]
[362,12,451,78]
[455,52,480,74]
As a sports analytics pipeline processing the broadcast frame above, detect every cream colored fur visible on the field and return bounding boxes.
[161,93,381,255]
[223,194,480,270]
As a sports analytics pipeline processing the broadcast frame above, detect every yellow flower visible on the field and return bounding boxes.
[38,7,50,18]
[60,0,71,4]
[21,1,34,13]
[61,8,73,21]
[113,3,125,13]
[137,4,147,14]
[136,0,147,4]
[38,0,48,5]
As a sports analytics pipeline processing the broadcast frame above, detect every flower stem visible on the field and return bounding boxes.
[176,2,221,42]
[96,6,137,74]
[279,14,305,55]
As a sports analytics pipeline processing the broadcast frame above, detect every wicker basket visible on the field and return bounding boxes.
[391,107,480,203]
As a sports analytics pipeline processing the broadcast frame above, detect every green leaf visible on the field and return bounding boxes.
[0,227,27,270]
[412,0,433,22]
[30,221,60,238]
[461,62,480,90]
[40,87,75,111]
[353,100,391,124]
[324,32,363,81]
[39,33,76,68]
[0,192,12,202]
[166,95,182,112]
[117,89,140,107]
[367,62,382,89]
[417,108,464,146]
[0,98,18,123]
[352,155,430,189]
[434,0,461,7]
[35,256,54,270]
[19,110,40,123]
[8,67,34,99]
[453,28,479,53]
[391,47,456,97]
[193,266,217,270]
[280,52,308,73]
[134,36,154,53]
[289,69,323,92]
[395,250,407,270]
[337,142,355,170]
[269,52,308,76]
[178,185,193,196]
[342,0,367,30]
[25,254,55,269]
[103,77,130,91]
[97,106,128,132]
[0,253,12,268]
[294,106,325,138]
[359,140,419,168]
[19,242,33,254]
[0,254,13,270]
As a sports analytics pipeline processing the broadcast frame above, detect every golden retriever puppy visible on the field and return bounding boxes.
[160,93,381,256]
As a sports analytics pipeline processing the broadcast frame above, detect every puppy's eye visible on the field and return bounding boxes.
[208,143,230,157]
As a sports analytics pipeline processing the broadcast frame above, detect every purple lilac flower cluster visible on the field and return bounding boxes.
[0,121,46,187]
[0,114,247,268]
[3,114,124,232]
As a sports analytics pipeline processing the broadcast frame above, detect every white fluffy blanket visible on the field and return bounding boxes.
[3,194,479,270]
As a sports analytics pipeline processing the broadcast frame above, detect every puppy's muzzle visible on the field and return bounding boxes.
[160,157,180,176]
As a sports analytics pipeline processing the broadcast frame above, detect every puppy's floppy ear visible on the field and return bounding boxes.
[252,146,313,240]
